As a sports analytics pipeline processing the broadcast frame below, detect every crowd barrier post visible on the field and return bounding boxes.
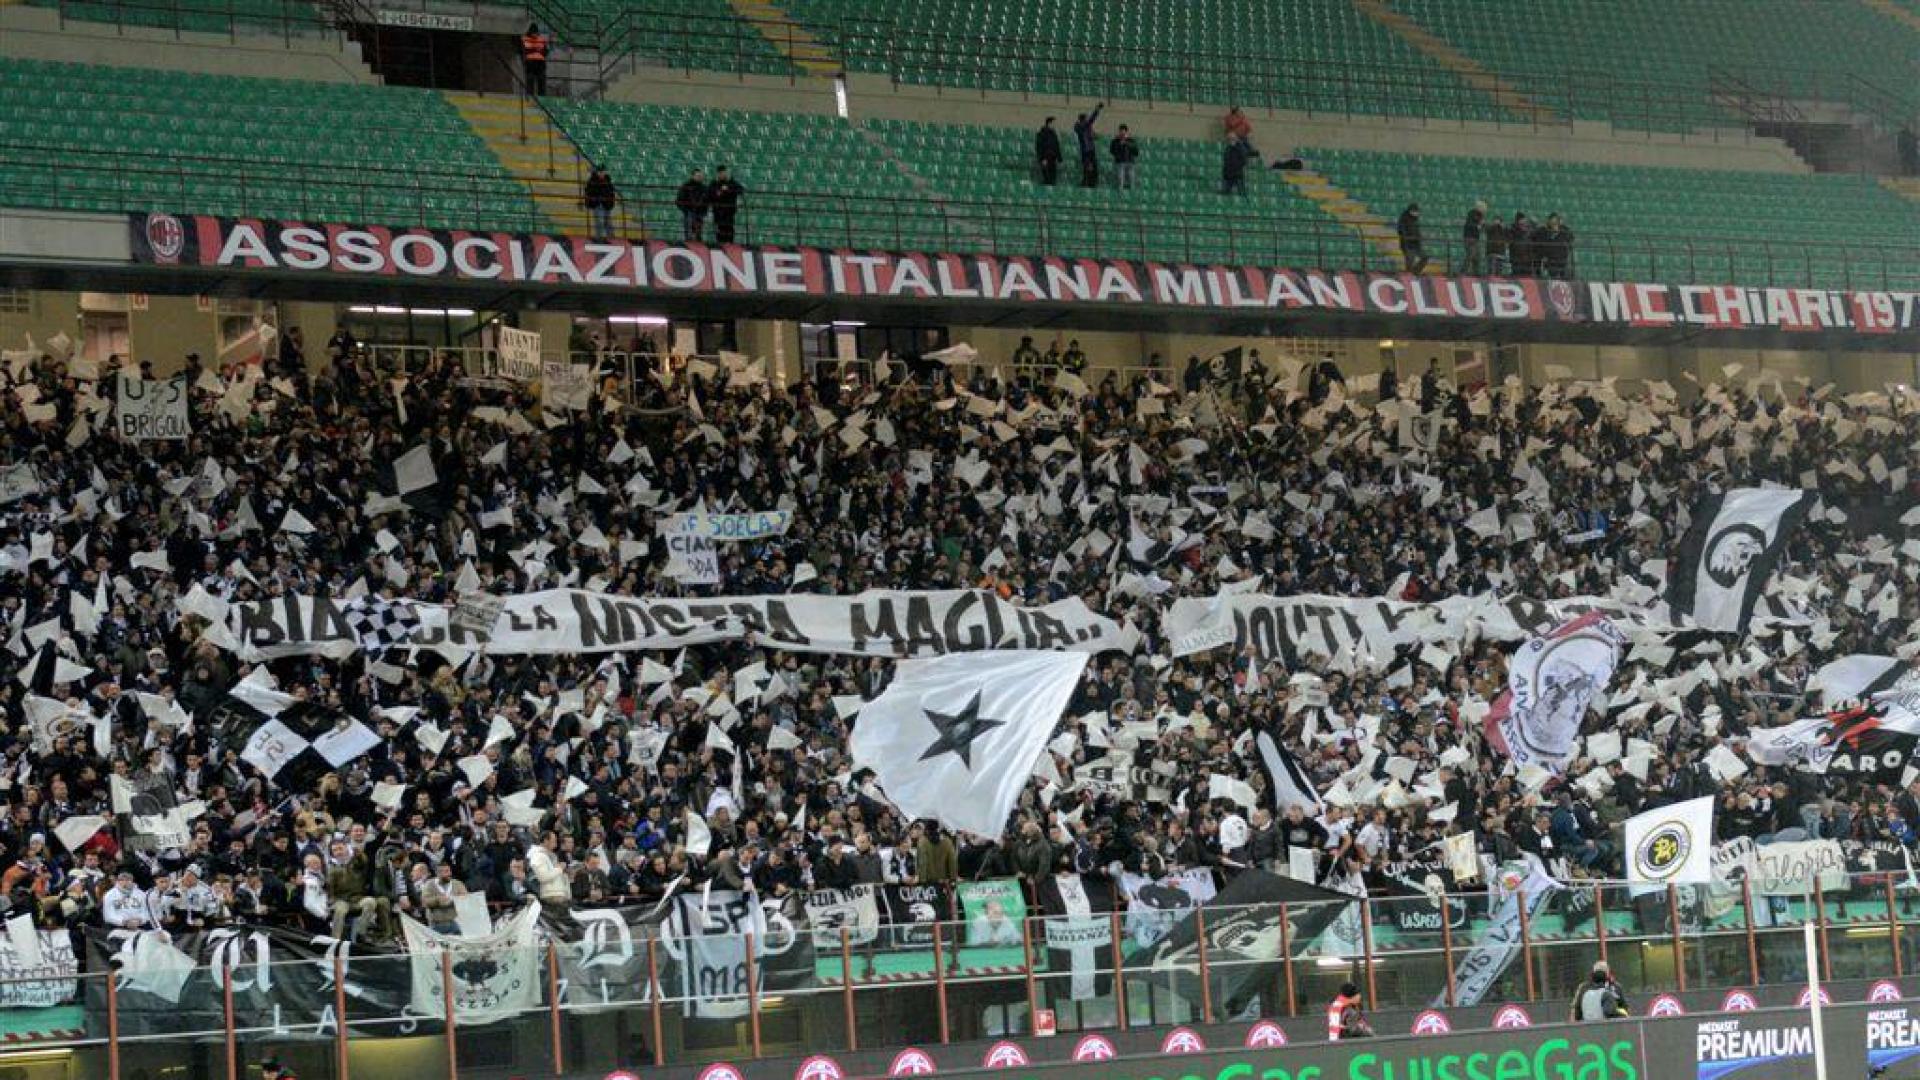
[1440,897,1457,1006]
[1279,903,1297,1016]
[1517,887,1536,1002]
[1360,904,1377,1011]
[1668,884,1687,991]
[1022,917,1039,1022]
[1814,878,1832,983]
[745,932,762,1056]
[441,950,458,1080]
[223,965,237,1080]
[932,923,950,1044]
[547,942,564,1076]
[1110,911,1129,1030]
[335,952,351,1080]
[1742,879,1761,984]
[647,938,665,1068]
[1887,878,1904,978]
[1595,887,1609,968]
[1195,907,1214,1023]
[107,968,120,1080]
[841,927,858,1051]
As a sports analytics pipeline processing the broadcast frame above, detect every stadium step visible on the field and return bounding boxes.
[1281,167,1410,268]
[1858,0,1920,34]
[725,0,842,76]
[1350,0,1560,127]
[444,90,602,236]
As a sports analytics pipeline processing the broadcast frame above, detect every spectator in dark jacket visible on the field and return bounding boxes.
[1110,124,1139,190]
[707,166,744,244]
[1397,203,1427,273]
[1485,214,1511,275]
[1034,118,1062,185]
[1073,103,1105,188]
[812,842,859,890]
[1536,212,1574,279]
[1509,212,1535,276]
[1221,134,1257,197]
[1461,201,1486,275]
[675,168,708,242]
[583,166,617,241]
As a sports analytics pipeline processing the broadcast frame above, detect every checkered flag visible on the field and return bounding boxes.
[342,596,423,653]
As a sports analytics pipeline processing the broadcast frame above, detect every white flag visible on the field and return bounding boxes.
[850,650,1088,838]
[1624,795,1715,886]
[1486,611,1623,770]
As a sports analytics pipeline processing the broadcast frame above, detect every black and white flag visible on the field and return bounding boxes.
[1667,487,1810,634]
[880,883,945,948]
[1746,691,1920,779]
[342,596,424,653]
[1034,873,1114,1001]
[1256,730,1324,813]
[849,650,1087,837]
[1808,655,1920,707]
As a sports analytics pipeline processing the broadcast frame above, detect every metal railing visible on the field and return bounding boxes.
[4,141,1916,291]
[14,869,1920,1079]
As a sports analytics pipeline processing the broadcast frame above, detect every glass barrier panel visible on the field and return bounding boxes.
[340,949,453,1080]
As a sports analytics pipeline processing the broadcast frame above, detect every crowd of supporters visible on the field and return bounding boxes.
[0,329,1912,957]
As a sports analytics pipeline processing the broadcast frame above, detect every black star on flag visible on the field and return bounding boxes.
[918,691,1004,768]
[850,651,1089,837]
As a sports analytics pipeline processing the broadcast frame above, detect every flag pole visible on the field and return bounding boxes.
[1804,916,1828,1080]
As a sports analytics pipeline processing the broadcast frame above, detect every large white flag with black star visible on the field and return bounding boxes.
[1666,487,1810,634]
[850,650,1088,837]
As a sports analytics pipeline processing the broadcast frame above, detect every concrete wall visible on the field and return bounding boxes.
[0,6,375,83]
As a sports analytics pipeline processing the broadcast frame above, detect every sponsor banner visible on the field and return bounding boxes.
[1866,1004,1920,1072]
[1690,1013,1814,1079]
[116,376,191,440]
[126,215,1920,334]
[224,588,1128,660]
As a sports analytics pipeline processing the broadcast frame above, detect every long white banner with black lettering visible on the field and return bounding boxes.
[222,588,1132,660]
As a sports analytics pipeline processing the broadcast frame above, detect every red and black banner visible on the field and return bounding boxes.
[128,213,1920,333]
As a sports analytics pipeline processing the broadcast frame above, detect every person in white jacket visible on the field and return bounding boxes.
[101,871,155,930]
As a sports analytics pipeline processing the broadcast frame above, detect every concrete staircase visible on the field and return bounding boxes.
[1350,0,1559,127]
[445,90,596,235]
[1882,177,1920,204]
[1282,167,1410,268]
[725,0,840,76]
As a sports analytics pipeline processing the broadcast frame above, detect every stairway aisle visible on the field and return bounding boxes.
[1350,0,1559,127]
[1282,167,1415,270]
[445,90,598,236]
[726,0,840,77]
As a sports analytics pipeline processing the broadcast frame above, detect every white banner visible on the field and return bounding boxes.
[541,359,593,411]
[661,510,794,541]
[401,905,541,1022]
[659,524,720,585]
[116,377,191,441]
[0,464,43,504]
[496,327,541,382]
[1163,589,1802,665]
[0,925,77,1008]
[225,588,1131,660]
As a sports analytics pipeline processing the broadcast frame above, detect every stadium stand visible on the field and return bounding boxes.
[1390,0,1920,129]
[1309,146,1920,288]
[0,59,534,230]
